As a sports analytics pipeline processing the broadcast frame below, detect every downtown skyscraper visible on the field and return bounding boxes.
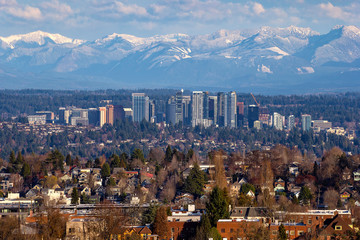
[227,91,237,128]
[175,90,184,124]
[132,93,150,122]
[191,91,204,127]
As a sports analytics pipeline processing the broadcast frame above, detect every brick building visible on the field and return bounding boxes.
[217,219,262,240]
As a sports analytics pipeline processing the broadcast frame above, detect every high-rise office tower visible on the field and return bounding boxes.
[123,108,133,121]
[166,96,176,125]
[248,105,259,128]
[132,93,149,122]
[259,107,270,126]
[191,91,204,127]
[237,102,244,128]
[287,115,295,130]
[209,96,217,125]
[273,112,283,130]
[227,91,237,128]
[88,108,100,126]
[217,92,227,127]
[182,95,191,126]
[302,114,311,131]
[175,90,184,124]
[99,107,107,127]
[106,105,114,125]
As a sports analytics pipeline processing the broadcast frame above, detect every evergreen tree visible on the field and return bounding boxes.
[120,153,128,161]
[142,204,159,225]
[206,186,230,227]
[208,228,222,240]
[165,145,172,162]
[20,162,31,178]
[101,163,111,179]
[47,149,64,171]
[110,154,121,170]
[11,152,22,173]
[240,183,256,195]
[65,154,73,166]
[313,162,318,178]
[184,163,205,198]
[16,152,24,164]
[71,187,79,205]
[9,151,16,164]
[299,186,312,205]
[120,153,128,168]
[194,214,212,240]
[186,148,194,162]
[80,193,90,204]
[152,206,169,239]
[94,158,101,168]
[131,149,145,163]
[58,157,64,172]
[278,224,287,240]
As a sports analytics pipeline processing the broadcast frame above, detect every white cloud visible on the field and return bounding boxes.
[41,0,73,20]
[318,2,350,21]
[4,4,42,20]
[114,1,148,16]
[253,2,265,15]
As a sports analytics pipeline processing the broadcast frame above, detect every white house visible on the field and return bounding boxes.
[42,188,65,202]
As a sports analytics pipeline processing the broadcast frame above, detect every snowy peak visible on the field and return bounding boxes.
[96,33,146,46]
[257,26,319,39]
[95,33,189,46]
[338,25,360,38]
[0,30,85,48]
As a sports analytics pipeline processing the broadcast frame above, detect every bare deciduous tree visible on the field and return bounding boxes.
[323,189,340,209]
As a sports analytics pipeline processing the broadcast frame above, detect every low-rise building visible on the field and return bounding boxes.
[217,219,262,240]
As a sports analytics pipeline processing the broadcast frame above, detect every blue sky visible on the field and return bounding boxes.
[0,0,359,40]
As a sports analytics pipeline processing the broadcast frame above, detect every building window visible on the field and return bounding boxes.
[221,228,225,233]
[230,228,234,233]
[308,219,312,225]
[172,228,175,233]
[335,226,342,231]
[290,230,295,235]
[298,231,304,235]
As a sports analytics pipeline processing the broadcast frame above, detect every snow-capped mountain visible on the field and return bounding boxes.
[0,26,360,93]
[0,30,84,49]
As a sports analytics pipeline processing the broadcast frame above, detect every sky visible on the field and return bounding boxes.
[0,0,359,40]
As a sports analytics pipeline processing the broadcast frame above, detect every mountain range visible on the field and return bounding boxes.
[1,25,360,94]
